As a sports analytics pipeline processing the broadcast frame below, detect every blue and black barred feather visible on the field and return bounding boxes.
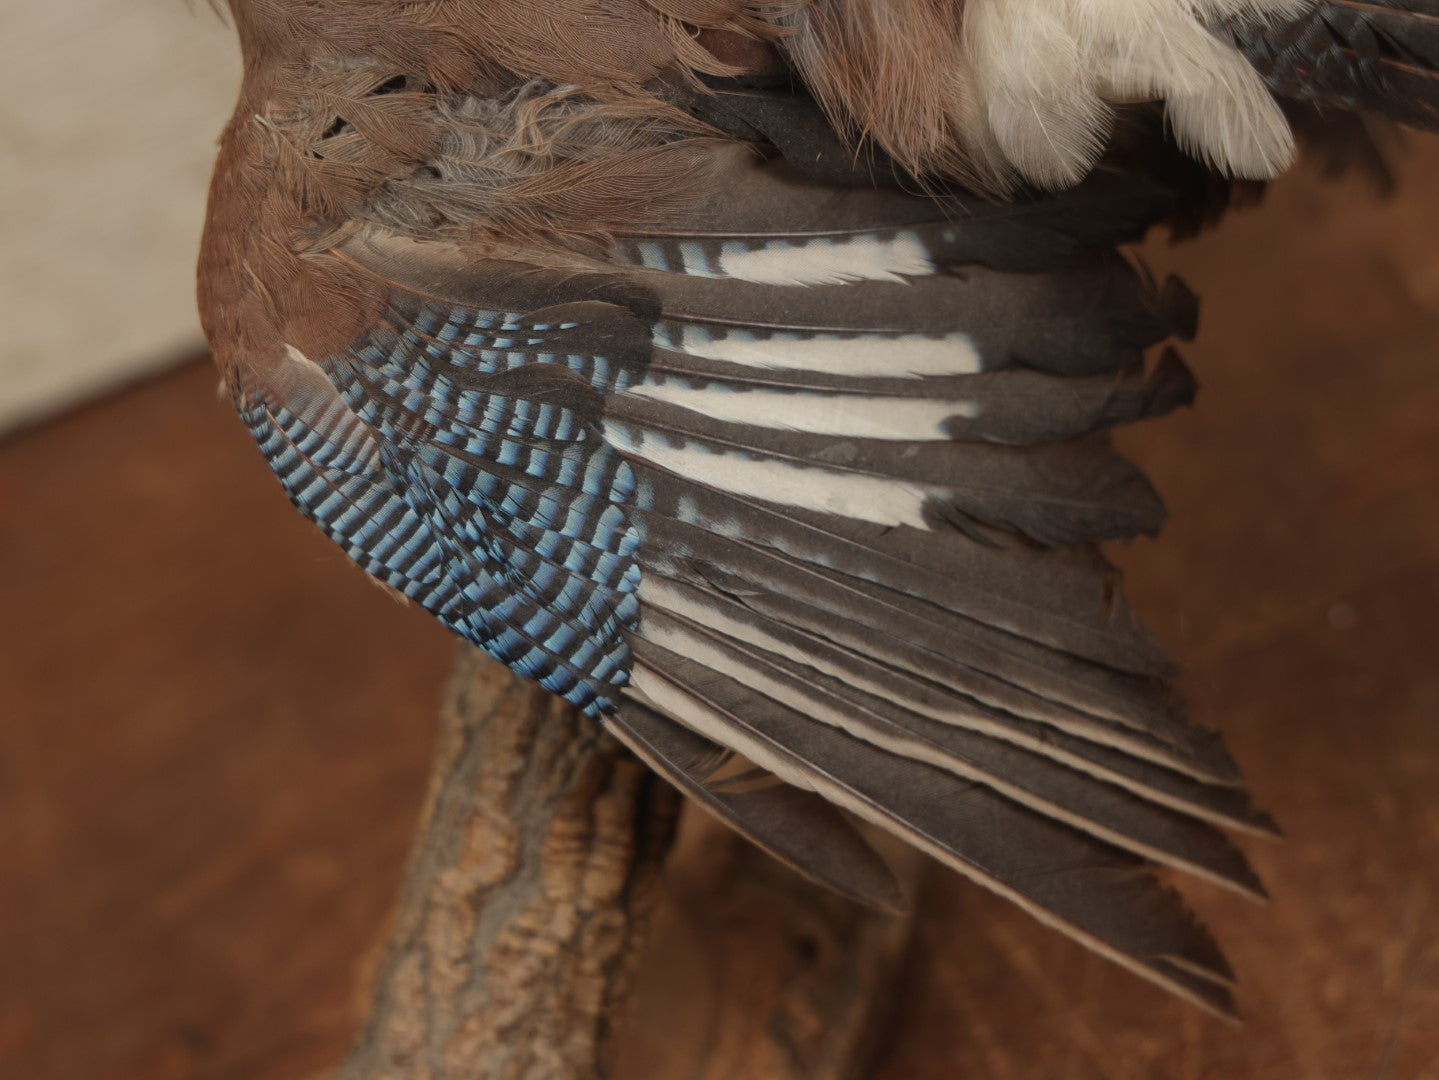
[235,296,652,715]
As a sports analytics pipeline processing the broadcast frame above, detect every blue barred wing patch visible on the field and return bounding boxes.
[233,296,647,716]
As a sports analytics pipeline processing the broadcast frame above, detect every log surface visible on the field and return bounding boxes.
[339,651,679,1080]
[339,648,920,1080]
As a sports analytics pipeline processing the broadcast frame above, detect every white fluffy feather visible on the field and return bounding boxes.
[962,0,1309,185]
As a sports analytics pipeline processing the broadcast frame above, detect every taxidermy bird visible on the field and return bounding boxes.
[199,0,1439,1017]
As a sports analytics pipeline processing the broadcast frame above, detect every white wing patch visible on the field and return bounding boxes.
[626,231,942,285]
[624,380,977,440]
[661,324,984,379]
[715,233,936,286]
[603,421,936,528]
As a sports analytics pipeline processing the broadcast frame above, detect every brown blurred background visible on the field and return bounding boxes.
[1,13,1436,1075]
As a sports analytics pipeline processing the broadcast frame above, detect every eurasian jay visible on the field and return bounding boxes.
[198,0,1439,1016]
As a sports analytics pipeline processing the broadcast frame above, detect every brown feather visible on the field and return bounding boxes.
[768,0,1000,189]
[203,0,758,378]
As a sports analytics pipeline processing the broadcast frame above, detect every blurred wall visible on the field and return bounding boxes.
[0,1,241,433]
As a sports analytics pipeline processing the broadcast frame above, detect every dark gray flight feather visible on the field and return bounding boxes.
[1230,0,1439,131]
[625,640,1241,1017]
[607,701,908,913]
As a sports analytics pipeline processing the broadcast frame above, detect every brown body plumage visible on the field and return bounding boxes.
[202,0,757,377]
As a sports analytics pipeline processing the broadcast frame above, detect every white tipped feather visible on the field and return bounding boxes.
[602,420,936,527]
[665,324,984,378]
[624,381,977,439]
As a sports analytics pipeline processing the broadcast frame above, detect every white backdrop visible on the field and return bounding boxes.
[0,1,242,432]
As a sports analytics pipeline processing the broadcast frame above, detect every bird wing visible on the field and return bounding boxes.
[1231,0,1439,132]
[222,82,1281,1016]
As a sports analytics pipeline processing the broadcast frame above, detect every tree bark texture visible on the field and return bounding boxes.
[338,649,682,1080]
[341,647,920,1080]
[611,827,924,1080]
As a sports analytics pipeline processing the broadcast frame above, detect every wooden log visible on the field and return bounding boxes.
[340,647,922,1080]
[338,649,681,1080]
[611,826,925,1080]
